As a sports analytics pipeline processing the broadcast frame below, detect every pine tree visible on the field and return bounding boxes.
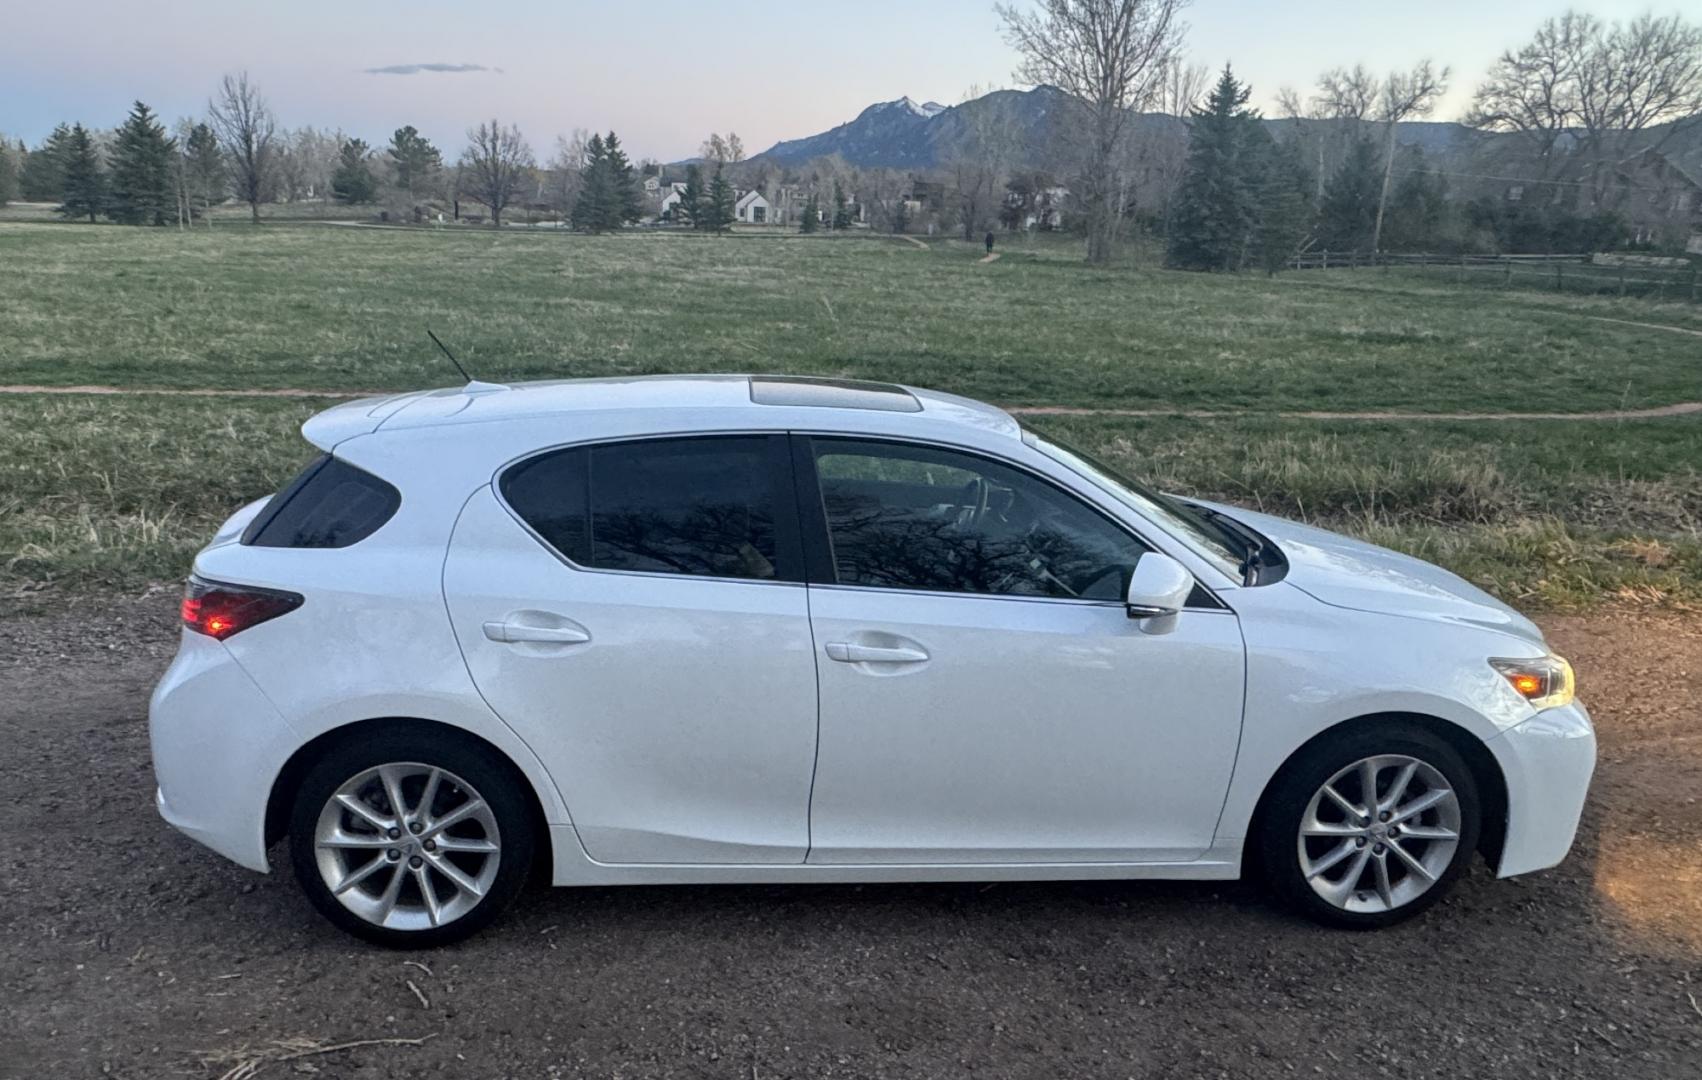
[387,125,441,201]
[831,181,851,229]
[1380,152,1451,252]
[571,134,609,231]
[331,138,378,203]
[1166,67,1261,271]
[23,124,74,202]
[568,131,643,233]
[1316,136,1381,253]
[183,123,225,218]
[56,123,105,223]
[0,140,17,206]
[107,101,177,225]
[600,131,643,228]
[677,164,704,227]
[1248,130,1314,274]
[799,192,820,233]
[705,165,736,232]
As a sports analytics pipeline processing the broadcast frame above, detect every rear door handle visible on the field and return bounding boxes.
[824,642,929,664]
[483,620,591,644]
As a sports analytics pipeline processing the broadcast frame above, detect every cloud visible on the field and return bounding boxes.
[364,62,501,76]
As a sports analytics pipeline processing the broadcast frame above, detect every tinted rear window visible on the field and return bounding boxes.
[501,436,788,581]
[242,455,401,549]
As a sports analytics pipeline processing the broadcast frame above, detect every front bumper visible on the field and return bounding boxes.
[1486,700,1597,878]
[149,630,302,872]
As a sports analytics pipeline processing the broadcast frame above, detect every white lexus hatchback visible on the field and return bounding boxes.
[150,376,1596,946]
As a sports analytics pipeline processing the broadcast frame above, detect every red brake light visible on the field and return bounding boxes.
[181,577,303,640]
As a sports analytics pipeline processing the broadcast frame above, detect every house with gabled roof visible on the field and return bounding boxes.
[735,189,772,224]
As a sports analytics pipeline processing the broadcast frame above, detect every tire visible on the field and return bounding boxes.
[1256,722,1481,930]
[288,726,536,948]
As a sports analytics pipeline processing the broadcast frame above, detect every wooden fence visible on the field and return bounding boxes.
[1286,251,1702,302]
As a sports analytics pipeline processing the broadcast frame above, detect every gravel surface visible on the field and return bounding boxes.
[1,596,1698,1079]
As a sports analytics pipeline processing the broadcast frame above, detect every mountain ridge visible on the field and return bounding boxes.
[748,85,1482,171]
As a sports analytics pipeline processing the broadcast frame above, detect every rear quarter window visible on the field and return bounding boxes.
[241,454,402,549]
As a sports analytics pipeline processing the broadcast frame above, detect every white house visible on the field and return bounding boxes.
[1029,187,1069,229]
[735,189,772,224]
[657,182,689,217]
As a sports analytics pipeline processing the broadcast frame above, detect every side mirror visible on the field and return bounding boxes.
[1125,553,1194,634]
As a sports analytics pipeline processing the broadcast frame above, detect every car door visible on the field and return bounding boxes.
[443,433,820,864]
[796,435,1246,865]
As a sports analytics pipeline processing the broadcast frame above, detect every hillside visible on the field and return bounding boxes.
[750,85,1484,170]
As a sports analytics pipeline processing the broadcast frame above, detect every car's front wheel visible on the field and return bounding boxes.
[1258,724,1481,929]
[288,728,535,947]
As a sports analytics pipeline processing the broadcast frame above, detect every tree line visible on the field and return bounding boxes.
[987,1,1701,266]
[6,4,1698,261]
[0,73,675,234]
[1161,65,1457,272]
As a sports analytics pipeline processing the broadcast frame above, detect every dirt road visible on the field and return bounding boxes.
[2,598,1698,1079]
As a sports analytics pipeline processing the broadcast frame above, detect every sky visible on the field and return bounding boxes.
[0,0,1679,161]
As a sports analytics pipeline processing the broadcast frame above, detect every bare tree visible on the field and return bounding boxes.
[1470,11,1702,196]
[1315,64,1378,125]
[1370,60,1448,252]
[997,0,1188,263]
[1160,57,1209,116]
[207,72,277,224]
[1129,59,1206,235]
[1274,86,1324,200]
[548,129,590,218]
[1466,11,1595,178]
[1278,65,1380,204]
[460,119,534,227]
[1582,13,1702,158]
[699,133,746,166]
[945,85,1017,241]
[275,127,342,206]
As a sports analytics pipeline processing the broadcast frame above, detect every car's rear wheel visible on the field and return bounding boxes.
[1258,724,1481,929]
[288,729,534,947]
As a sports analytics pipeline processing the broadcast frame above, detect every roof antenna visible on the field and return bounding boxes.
[427,329,474,384]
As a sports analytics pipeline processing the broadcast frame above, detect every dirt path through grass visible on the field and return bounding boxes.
[1012,401,1702,420]
[5,383,1699,421]
[1577,315,1702,338]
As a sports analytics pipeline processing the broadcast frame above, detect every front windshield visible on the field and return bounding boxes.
[1025,428,1245,582]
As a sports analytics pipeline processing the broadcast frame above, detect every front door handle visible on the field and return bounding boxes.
[483,619,591,645]
[824,641,929,664]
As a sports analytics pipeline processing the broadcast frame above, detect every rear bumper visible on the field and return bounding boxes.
[1487,700,1597,878]
[149,630,301,873]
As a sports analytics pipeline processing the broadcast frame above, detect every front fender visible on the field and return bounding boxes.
[1214,593,1541,843]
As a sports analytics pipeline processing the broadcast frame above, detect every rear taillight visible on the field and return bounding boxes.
[181,576,303,640]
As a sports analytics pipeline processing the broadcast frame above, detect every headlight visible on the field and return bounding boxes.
[1489,655,1576,711]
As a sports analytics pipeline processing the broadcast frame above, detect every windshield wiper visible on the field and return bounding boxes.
[1188,505,1265,586]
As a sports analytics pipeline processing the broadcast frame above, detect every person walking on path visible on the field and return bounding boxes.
[984,231,995,256]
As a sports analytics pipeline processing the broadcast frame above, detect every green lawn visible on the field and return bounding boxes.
[0,221,1697,609]
[3,221,1700,413]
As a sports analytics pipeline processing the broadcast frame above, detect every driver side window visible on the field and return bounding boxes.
[809,438,1149,600]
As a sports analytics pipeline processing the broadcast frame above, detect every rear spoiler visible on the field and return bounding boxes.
[300,391,428,450]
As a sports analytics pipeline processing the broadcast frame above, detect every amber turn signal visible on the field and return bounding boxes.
[1489,656,1576,711]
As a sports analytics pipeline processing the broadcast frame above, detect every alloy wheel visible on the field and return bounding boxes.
[312,762,502,931]
[1296,754,1461,914]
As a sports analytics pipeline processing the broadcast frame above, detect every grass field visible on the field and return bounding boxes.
[5,221,1702,411]
[1,220,1697,608]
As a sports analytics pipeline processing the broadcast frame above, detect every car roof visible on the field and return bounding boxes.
[303,374,1022,449]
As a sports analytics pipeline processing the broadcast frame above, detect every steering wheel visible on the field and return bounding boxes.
[958,477,991,528]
